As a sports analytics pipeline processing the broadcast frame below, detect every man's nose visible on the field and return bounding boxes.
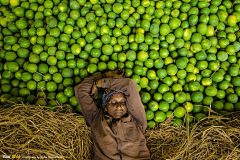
[116,103,123,109]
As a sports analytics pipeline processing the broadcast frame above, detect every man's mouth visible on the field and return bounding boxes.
[114,111,123,115]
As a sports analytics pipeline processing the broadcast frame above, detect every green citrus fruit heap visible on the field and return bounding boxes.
[0,0,240,128]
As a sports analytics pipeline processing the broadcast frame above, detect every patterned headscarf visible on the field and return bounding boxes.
[102,89,123,108]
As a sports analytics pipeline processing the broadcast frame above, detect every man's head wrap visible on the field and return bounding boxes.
[102,89,123,108]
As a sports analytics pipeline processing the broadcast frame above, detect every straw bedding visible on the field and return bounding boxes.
[0,104,239,160]
[145,114,240,160]
[0,104,92,160]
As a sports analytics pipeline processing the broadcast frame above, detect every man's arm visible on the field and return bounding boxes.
[98,77,147,132]
[74,73,102,126]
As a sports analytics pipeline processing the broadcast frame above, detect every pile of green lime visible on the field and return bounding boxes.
[0,0,240,128]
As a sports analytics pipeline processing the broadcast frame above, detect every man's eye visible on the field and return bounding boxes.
[121,102,126,104]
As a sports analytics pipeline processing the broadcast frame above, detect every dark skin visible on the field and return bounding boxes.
[91,69,127,119]
[105,93,128,119]
[90,68,125,98]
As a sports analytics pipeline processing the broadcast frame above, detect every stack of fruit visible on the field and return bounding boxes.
[0,0,240,128]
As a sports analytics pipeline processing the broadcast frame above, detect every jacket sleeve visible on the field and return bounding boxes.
[101,77,147,132]
[74,73,102,126]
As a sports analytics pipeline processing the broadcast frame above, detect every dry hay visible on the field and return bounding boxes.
[0,104,93,160]
[145,118,187,160]
[0,104,240,160]
[145,113,240,160]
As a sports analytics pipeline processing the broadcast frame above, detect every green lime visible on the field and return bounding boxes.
[159,101,169,112]
[139,77,149,88]
[212,101,224,111]
[56,92,68,104]
[183,102,193,112]
[16,18,28,29]
[158,84,169,94]
[163,92,174,103]
[147,120,155,128]
[227,15,237,27]
[146,110,154,120]
[97,62,107,72]
[106,61,117,71]
[175,92,186,104]
[205,86,218,96]
[113,3,123,14]
[87,64,97,74]
[173,118,183,127]
[149,80,159,90]
[133,66,143,75]
[174,107,185,118]
[232,76,240,86]
[159,24,170,36]
[146,70,156,80]
[154,59,164,69]
[166,64,178,76]
[7,62,19,72]
[191,91,204,103]
[64,86,74,97]
[19,88,30,98]
[141,92,151,103]
[195,113,206,122]
[166,111,174,118]
[172,83,183,93]
[224,102,234,112]
[212,72,224,83]
[216,90,226,99]
[227,93,238,103]
[153,93,162,102]
[102,44,113,55]
[169,17,181,30]
[154,111,166,123]
[148,101,158,111]
[235,102,240,111]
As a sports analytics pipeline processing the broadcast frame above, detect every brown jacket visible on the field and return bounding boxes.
[74,73,151,160]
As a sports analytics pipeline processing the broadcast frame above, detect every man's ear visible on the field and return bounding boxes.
[104,107,107,112]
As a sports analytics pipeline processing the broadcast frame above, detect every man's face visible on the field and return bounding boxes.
[105,93,128,119]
